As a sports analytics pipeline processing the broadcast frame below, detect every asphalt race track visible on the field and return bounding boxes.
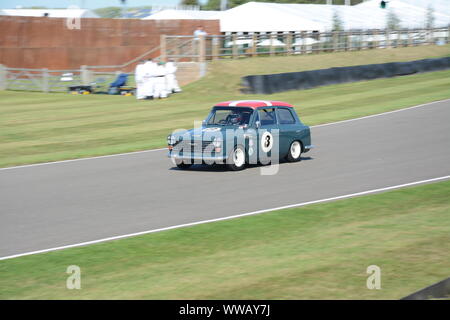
[1,100,450,258]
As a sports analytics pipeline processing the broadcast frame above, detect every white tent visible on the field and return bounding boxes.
[142,9,221,20]
[140,1,449,33]
[218,2,326,33]
[293,37,319,46]
[257,39,286,47]
[225,39,254,46]
[0,9,99,18]
[354,0,450,29]
[218,1,450,33]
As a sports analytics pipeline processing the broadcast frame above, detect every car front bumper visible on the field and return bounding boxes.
[168,151,227,162]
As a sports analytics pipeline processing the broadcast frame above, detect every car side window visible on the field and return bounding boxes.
[258,108,277,126]
[278,108,296,124]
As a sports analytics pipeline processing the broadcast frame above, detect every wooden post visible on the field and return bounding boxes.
[301,31,307,54]
[361,30,366,50]
[285,33,292,55]
[428,28,433,45]
[346,30,352,51]
[407,29,412,47]
[232,34,238,59]
[199,35,205,63]
[173,38,180,61]
[160,34,167,62]
[357,30,362,50]
[332,31,338,52]
[42,68,49,93]
[252,33,257,57]
[385,29,391,49]
[270,34,275,56]
[447,26,450,44]
[317,32,322,53]
[0,64,6,90]
[212,36,219,60]
[372,30,377,49]
[80,65,92,86]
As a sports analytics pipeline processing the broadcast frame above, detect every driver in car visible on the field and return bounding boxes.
[227,112,243,125]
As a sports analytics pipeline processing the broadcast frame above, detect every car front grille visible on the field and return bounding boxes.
[173,140,213,153]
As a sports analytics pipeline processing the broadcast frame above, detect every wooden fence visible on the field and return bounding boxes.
[161,27,450,62]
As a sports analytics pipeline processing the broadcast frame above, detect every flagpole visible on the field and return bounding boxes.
[120,0,127,19]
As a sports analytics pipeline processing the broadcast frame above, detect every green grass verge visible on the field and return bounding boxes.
[1,179,449,299]
[0,45,449,168]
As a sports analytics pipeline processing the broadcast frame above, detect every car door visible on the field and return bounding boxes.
[276,107,298,157]
[255,107,279,162]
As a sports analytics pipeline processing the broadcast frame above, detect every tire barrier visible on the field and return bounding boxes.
[241,57,450,94]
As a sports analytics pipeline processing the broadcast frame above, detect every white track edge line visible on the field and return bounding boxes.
[0,148,167,171]
[1,98,449,171]
[1,174,449,261]
[312,98,449,128]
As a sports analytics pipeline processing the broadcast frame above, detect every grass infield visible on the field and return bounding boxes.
[0,179,449,299]
[0,45,449,168]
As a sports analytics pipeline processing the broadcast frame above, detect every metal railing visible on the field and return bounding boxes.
[85,45,162,72]
[0,66,83,93]
[0,66,132,93]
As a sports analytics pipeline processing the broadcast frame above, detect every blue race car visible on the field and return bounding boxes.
[167,100,313,170]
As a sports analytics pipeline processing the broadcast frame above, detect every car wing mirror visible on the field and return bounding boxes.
[255,121,261,128]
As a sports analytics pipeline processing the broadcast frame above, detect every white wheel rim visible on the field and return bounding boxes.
[291,141,301,159]
[234,148,245,167]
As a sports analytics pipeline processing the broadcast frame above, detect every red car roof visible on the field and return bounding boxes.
[214,100,294,109]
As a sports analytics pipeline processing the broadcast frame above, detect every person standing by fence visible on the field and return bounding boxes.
[142,59,157,99]
[134,60,146,100]
[153,61,168,99]
[165,60,182,94]
[193,26,207,40]
[193,26,207,57]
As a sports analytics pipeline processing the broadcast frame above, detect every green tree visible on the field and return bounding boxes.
[386,9,401,30]
[425,5,435,29]
[94,7,122,18]
[331,10,344,31]
[180,0,200,5]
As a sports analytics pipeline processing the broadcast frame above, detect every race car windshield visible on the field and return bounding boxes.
[207,107,253,126]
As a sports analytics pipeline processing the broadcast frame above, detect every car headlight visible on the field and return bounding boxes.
[167,135,176,145]
[212,137,222,147]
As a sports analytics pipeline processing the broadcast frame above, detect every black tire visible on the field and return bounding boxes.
[226,146,246,171]
[286,140,302,162]
[174,159,192,169]
[176,163,192,169]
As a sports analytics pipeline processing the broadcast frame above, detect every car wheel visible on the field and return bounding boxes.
[174,159,192,169]
[227,146,246,171]
[286,140,302,162]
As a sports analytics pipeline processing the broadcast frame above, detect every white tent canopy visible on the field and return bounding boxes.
[142,9,221,20]
[0,9,99,18]
[293,37,319,46]
[225,39,254,46]
[257,39,286,47]
[163,1,450,33]
[353,0,450,30]
[218,2,326,33]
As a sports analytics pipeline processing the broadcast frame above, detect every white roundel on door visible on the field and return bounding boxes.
[260,131,273,153]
